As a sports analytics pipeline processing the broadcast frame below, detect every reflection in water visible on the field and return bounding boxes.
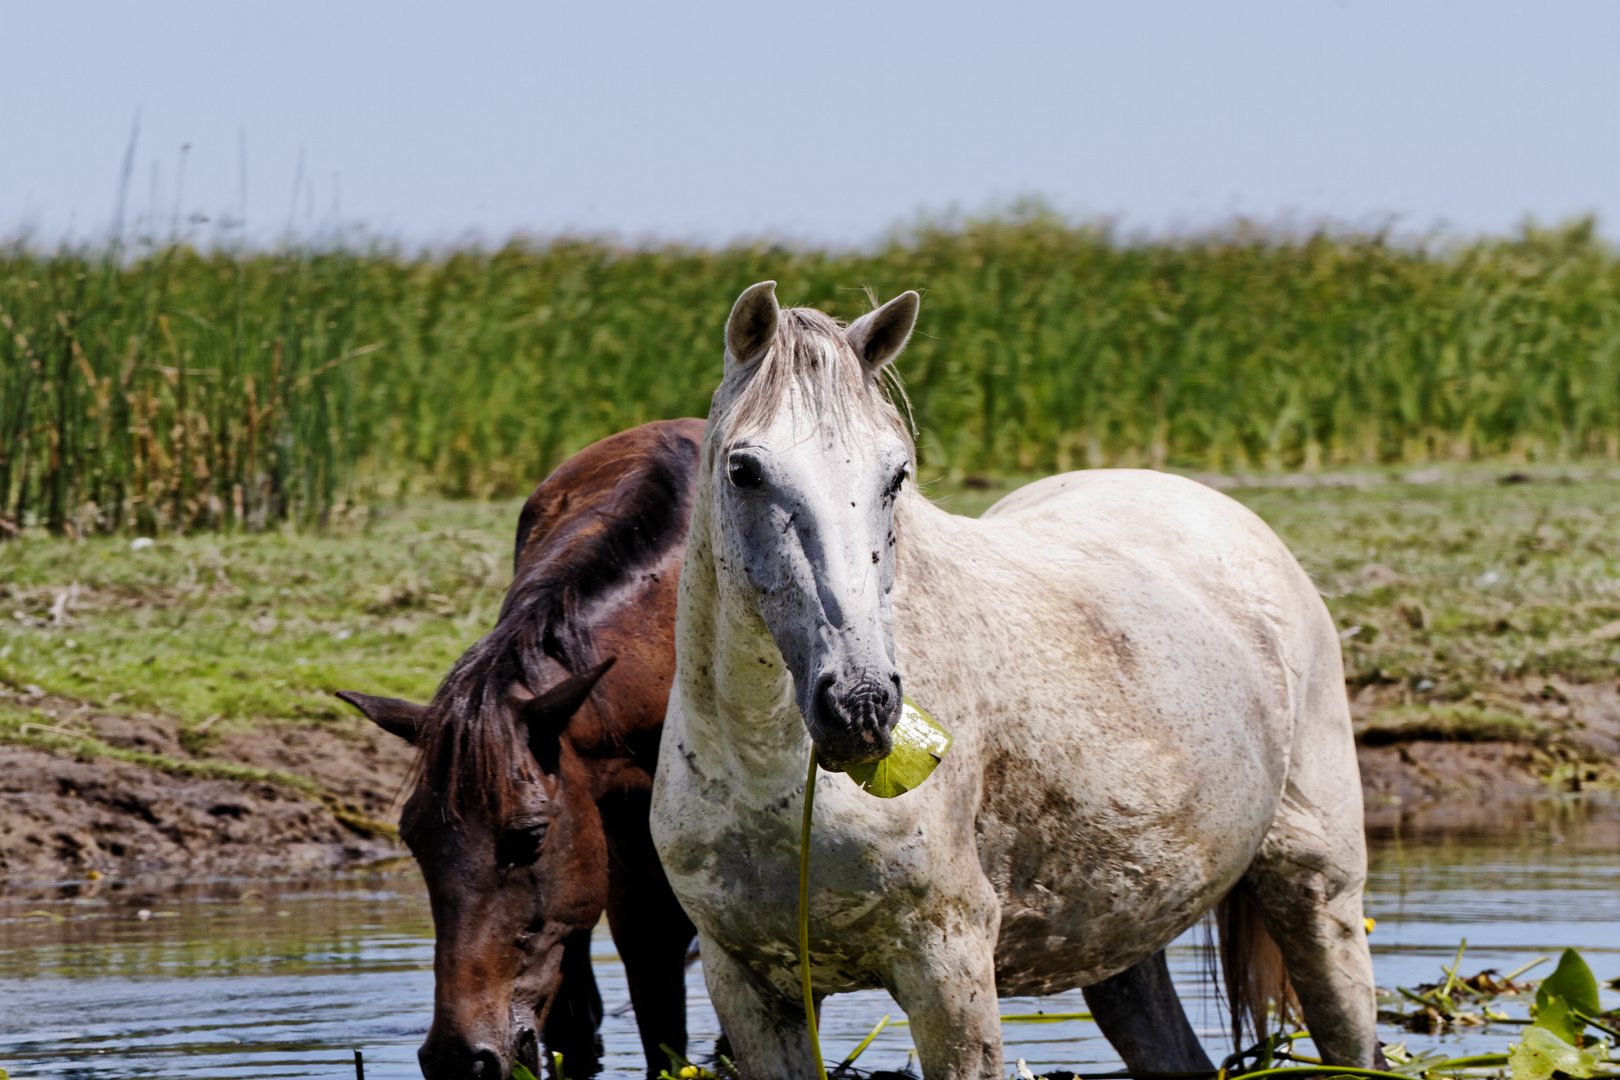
[2,801,1617,1078]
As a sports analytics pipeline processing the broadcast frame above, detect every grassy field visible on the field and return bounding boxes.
[0,498,515,736]
[4,214,1619,537]
[4,468,1619,787]
[1228,468,1620,753]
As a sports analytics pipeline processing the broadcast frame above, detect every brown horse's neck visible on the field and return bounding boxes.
[492,419,701,797]
[561,538,685,794]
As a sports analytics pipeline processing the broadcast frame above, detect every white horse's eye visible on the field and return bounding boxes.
[728,457,766,491]
[888,467,908,495]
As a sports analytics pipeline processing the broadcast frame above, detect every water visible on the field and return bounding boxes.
[2,800,1617,1079]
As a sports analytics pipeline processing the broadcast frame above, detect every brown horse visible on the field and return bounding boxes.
[338,418,705,1080]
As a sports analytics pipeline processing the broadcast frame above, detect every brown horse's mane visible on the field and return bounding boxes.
[411,421,701,817]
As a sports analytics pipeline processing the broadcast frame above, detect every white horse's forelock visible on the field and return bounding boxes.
[709,306,913,463]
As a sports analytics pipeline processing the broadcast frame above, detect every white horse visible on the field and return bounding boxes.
[651,282,1381,1080]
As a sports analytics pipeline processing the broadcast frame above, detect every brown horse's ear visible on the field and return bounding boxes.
[511,658,616,775]
[509,658,616,731]
[335,690,427,744]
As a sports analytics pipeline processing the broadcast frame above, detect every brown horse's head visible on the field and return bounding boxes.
[339,656,615,1080]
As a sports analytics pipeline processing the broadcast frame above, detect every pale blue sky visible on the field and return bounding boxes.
[3,1,1617,246]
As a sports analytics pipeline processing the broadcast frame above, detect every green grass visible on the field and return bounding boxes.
[4,471,1619,782]
[5,212,1620,536]
[0,497,521,733]
[1228,469,1620,701]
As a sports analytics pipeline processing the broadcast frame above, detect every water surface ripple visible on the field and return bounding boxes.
[2,800,1616,1078]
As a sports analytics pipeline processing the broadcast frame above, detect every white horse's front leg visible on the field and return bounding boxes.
[698,933,820,1080]
[888,928,1003,1080]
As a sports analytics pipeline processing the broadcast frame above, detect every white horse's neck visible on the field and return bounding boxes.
[673,491,814,801]
[892,485,967,581]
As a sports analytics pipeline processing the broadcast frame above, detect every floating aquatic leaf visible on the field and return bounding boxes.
[842,697,952,798]
[1509,1024,1601,1080]
[1537,948,1602,1026]
[1535,995,1581,1046]
[1384,1045,1453,1076]
[511,1063,539,1080]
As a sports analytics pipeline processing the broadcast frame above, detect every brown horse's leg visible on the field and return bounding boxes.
[543,929,604,1078]
[604,797,697,1079]
[1082,949,1213,1072]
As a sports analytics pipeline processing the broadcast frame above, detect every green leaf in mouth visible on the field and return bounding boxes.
[842,696,952,798]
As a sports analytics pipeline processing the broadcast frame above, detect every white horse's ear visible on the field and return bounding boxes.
[845,291,919,375]
[725,280,779,371]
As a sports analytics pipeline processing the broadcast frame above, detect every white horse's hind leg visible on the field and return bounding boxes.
[1242,677,1381,1067]
[696,933,822,1080]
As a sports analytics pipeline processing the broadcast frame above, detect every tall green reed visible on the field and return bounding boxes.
[3,213,1617,536]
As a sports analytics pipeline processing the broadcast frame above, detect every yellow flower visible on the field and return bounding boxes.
[680,1067,699,1079]
[1364,917,1376,934]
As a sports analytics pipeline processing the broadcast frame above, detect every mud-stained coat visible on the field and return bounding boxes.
[651,283,1378,1080]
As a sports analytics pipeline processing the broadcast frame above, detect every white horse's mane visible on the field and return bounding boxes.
[710,306,913,460]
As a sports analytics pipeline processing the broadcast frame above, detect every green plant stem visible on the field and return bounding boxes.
[1424,1055,1510,1068]
[1502,956,1550,983]
[839,1013,889,1069]
[1440,938,1467,1002]
[800,744,828,1080]
[1575,1010,1620,1041]
[1228,1067,1461,1080]
[1014,1067,1520,1080]
[1397,986,1442,1012]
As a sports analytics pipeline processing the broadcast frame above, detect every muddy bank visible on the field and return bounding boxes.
[1,696,413,885]
[1350,676,1620,830]
[3,690,1615,885]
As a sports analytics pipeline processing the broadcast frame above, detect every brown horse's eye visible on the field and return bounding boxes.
[497,822,548,868]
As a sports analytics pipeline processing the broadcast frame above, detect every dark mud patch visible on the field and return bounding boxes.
[1,695,413,884]
[1351,675,1620,825]
[0,743,401,882]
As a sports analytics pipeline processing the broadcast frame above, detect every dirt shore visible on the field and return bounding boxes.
[2,692,1614,885]
[1,695,413,884]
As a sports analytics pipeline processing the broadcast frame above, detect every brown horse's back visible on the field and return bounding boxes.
[514,417,707,575]
[510,417,705,797]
